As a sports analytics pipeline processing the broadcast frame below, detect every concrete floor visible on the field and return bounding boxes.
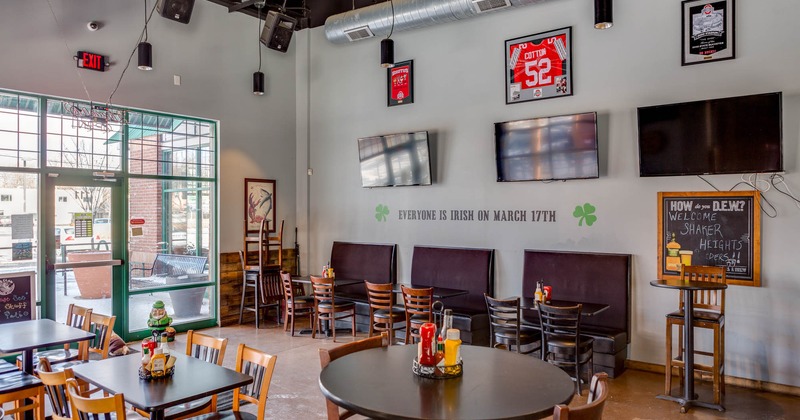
[165,319,800,420]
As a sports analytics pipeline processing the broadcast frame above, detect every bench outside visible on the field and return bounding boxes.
[130,254,208,289]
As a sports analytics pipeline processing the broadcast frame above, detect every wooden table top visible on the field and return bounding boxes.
[319,345,574,420]
[71,352,253,413]
[517,297,610,317]
[0,319,95,353]
[650,279,728,291]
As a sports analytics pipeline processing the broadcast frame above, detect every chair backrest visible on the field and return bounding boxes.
[65,304,92,354]
[233,344,277,420]
[552,372,610,420]
[66,378,127,420]
[280,271,295,301]
[680,264,726,314]
[538,303,583,350]
[38,360,77,420]
[311,276,336,306]
[400,285,433,321]
[484,294,523,349]
[83,313,116,360]
[319,333,389,420]
[365,281,395,311]
[185,330,228,365]
[258,219,284,268]
[260,270,284,305]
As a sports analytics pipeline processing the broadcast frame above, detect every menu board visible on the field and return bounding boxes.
[658,191,761,287]
[0,271,35,324]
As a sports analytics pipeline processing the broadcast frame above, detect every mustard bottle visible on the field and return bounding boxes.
[444,329,461,366]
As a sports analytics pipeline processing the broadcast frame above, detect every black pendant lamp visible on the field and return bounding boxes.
[137,42,153,70]
[380,0,395,68]
[594,0,613,29]
[380,39,394,68]
[138,0,153,70]
[253,5,265,95]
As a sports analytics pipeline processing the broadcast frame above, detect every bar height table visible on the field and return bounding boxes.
[651,279,728,413]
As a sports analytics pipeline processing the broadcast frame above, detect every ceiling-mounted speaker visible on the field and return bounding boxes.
[157,0,195,24]
[260,11,297,53]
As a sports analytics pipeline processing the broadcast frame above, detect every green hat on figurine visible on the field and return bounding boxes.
[152,300,165,309]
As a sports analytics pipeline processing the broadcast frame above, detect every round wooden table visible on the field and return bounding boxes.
[319,345,575,420]
[651,279,728,413]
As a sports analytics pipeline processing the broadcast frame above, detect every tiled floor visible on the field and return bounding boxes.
[165,320,800,420]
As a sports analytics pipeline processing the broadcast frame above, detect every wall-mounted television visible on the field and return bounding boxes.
[495,112,599,182]
[637,92,783,177]
[358,131,432,187]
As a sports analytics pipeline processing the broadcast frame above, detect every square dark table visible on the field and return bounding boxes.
[290,276,362,287]
[395,284,469,300]
[0,319,96,374]
[71,352,253,420]
[517,297,610,317]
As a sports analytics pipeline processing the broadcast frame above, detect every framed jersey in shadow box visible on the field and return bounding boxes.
[388,60,414,107]
[505,27,572,105]
[682,0,735,65]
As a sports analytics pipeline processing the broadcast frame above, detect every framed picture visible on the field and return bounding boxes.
[388,60,414,107]
[682,0,735,65]
[245,178,276,234]
[505,27,572,105]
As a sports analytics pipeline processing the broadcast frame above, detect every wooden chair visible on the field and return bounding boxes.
[38,360,102,420]
[538,302,594,395]
[665,264,726,405]
[484,294,541,355]
[365,281,405,344]
[552,372,610,420]
[232,344,277,420]
[46,312,117,373]
[0,368,45,420]
[66,378,127,420]
[19,304,92,368]
[400,285,433,344]
[311,275,356,342]
[239,220,284,329]
[319,333,389,420]
[280,271,315,336]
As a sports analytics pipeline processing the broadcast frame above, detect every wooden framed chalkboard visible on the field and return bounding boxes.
[658,191,761,287]
[0,271,35,324]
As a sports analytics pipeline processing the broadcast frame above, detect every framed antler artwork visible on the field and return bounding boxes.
[245,178,276,234]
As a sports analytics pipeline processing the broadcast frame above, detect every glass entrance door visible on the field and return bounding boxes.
[44,175,123,324]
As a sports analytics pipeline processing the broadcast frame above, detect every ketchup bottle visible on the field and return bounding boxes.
[419,323,436,366]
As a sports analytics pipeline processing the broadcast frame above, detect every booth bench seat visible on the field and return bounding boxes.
[522,250,631,378]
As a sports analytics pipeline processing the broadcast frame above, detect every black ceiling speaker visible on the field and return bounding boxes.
[260,11,297,53]
[157,0,195,24]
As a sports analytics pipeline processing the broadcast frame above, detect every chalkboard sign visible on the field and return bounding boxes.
[658,191,761,287]
[0,271,35,324]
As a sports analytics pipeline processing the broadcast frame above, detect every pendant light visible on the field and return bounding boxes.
[253,4,265,95]
[138,0,153,70]
[380,0,395,68]
[594,0,613,29]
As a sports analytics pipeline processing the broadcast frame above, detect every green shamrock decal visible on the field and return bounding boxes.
[573,203,597,226]
[375,204,389,222]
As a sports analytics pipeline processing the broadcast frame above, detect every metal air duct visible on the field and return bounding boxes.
[325,0,549,44]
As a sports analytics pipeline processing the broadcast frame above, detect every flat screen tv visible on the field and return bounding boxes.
[637,92,783,177]
[495,112,599,182]
[358,131,432,187]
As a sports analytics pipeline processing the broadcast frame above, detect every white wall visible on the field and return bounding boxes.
[298,0,800,386]
[0,0,297,254]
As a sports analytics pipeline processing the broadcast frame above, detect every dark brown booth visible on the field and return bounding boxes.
[410,245,494,346]
[328,241,397,332]
[522,250,631,377]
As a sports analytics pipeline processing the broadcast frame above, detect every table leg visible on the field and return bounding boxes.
[150,409,166,420]
[22,349,34,420]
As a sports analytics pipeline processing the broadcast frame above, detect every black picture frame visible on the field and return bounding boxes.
[387,60,414,107]
[682,0,735,66]
[504,27,573,105]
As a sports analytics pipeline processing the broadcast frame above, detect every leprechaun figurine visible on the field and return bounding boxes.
[147,300,173,338]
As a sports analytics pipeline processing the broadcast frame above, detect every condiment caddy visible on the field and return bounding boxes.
[139,331,176,380]
[411,302,462,379]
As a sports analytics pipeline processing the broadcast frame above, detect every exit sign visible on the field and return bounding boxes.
[77,51,106,72]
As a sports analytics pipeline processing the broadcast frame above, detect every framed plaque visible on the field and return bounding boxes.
[388,60,414,107]
[505,27,572,105]
[682,0,735,65]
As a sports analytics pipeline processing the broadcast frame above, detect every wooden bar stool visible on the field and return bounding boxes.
[665,265,726,405]
[239,220,284,328]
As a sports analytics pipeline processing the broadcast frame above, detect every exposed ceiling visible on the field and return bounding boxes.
[206,0,381,30]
